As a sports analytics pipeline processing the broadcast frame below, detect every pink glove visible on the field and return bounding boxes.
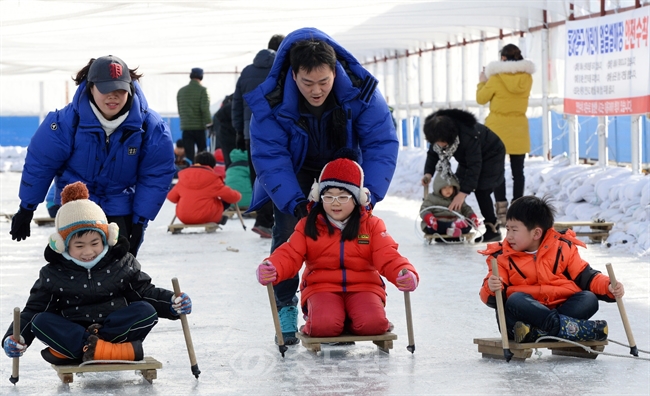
[453,218,468,229]
[396,270,418,292]
[423,213,438,231]
[256,261,277,285]
[469,213,480,228]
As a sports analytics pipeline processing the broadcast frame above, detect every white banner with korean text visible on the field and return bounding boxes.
[564,7,649,116]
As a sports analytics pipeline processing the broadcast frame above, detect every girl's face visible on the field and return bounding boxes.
[321,187,355,221]
[91,85,129,120]
[68,231,104,262]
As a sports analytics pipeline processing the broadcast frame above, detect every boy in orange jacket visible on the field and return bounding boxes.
[479,196,624,342]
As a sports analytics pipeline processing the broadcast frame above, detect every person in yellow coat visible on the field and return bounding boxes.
[476,44,534,226]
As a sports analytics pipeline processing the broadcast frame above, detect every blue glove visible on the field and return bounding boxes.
[3,335,26,358]
[171,292,192,316]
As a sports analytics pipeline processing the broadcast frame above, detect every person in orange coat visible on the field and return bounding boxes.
[256,150,418,338]
[479,196,624,343]
[167,151,241,225]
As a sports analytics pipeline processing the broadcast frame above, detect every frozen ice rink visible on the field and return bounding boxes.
[1,171,649,395]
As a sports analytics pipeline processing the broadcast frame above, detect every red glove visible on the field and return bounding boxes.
[469,213,480,228]
[453,218,468,229]
[423,213,438,231]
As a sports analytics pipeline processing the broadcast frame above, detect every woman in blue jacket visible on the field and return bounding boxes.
[10,55,175,257]
[244,27,398,345]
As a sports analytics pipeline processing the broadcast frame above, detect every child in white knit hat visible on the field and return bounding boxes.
[256,150,418,338]
[3,182,192,365]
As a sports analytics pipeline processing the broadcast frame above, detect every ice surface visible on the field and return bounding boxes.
[1,171,649,395]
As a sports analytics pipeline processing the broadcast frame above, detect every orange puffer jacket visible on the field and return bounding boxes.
[479,228,614,309]
[167,165,242,224]
[267,209,418,307]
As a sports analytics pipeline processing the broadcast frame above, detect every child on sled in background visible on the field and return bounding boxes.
[3,182,192,365]
[167,151,242,226]
[420,171,479,239]
[256,151,418,338]
[479,195,624,343]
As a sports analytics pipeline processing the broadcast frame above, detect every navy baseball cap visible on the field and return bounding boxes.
[88,55,132,95]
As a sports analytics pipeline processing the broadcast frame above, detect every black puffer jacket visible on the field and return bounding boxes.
[424,109,505,193]
[3,237,177,346]
[232,49,276,140]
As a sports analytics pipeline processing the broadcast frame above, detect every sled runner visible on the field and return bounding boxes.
[473,337,607,361]
[298,332,398,354]
[51,356,163,384]
[553,220,614,243]
[33,217,55,226]
[167,215,220,234]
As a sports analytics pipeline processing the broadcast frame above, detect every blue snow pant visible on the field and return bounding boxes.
[500,291,599,339]
[31,301,159,360]
[271,168,320,308]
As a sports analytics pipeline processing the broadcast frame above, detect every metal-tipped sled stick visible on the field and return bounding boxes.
[234,204,246,231]
[9,307,20,384]
[172,278,201,378]
[491,259,513,362]
[605,263,638,357]
[400,269,415,353]
[266,283,288,357]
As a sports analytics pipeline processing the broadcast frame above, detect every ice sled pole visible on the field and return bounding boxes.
[172,278,201,378]
[605,263,638,357]
[400,269,416,353]
[234,204,246,231]
[9,307,20,384]
[266,282,288,357]
[491,259,513,362]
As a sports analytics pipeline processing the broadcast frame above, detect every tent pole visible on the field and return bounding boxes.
[405,50,413,148]
[568,115,579,165]
[631,116,641,174]
[541,10,551,160]
[598,116,609,168]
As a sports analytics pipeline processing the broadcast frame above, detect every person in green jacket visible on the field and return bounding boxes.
[225,149,252,209]
[177,67,212,164]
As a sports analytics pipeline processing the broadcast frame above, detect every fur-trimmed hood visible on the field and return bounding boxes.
[430,108,477,129]
[485,59,535,78]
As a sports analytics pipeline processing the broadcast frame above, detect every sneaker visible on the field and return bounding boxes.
[82,335,144,362]
[41,347,81,366]
[252,225,272,239]
[276,306,299,345]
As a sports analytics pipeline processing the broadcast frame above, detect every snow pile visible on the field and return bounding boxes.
[389,148,650,256]
[0,146,27,172]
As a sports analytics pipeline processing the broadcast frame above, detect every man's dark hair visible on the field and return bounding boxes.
[194,151,216,168]
[268,34,285,51]
[506,195,556,233]
[422,114,459,145]
[289,39,337,75]
[175,139,184,148]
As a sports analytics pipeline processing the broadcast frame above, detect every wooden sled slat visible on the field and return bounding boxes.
[553,221,614,243]
[167,223,220,234]
[298,332,398,353]
[474,337,607,361]
[33,217,55,226]
[52,356,162,384]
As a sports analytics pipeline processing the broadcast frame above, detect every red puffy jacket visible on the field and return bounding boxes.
[266,208,418,307]
[167,165,241,224]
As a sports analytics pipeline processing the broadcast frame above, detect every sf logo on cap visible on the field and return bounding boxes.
[109,64,123,79]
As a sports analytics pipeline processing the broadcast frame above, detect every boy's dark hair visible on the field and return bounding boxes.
[506,195,556,232]
[70,229,103,241]
[175,139,184,148]
[289,39,337,75]
[304,197,361,242]
[194,151,216,168]
[268,34,285,51]
[423,114,459,145]
[500,44,524,61]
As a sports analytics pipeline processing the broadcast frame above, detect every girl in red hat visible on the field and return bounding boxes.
[256,150,418,337]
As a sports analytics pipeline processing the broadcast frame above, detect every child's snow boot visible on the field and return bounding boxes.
[41,347,81,365]
[276,305,299,345]
[495,201,508,226]
[446,225,462,238]
[514,321,547,343]
[82,335,144,362]
[556,314,608,342]
[476,222,501,243]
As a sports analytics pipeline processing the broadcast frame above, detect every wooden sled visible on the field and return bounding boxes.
[33,217,55,226]
[473,337,607,361]
[424,232,475,244]
[297,332,398,354]
[51,356,162,384]
[167,215,220,234]
[553,220,614,243]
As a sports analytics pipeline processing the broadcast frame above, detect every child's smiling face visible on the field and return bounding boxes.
[322,187,356,221]
[68,231,104,262]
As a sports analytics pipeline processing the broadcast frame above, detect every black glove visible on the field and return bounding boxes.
[293,201,309,219]
[235,133,246,150]
[129,223,145,257]
[10,207,34,241]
